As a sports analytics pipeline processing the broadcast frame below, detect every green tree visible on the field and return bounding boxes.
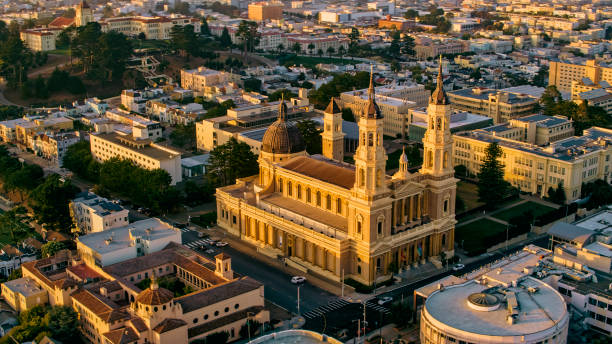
[41,241,66,258]
[243,78,261,93]
[532,65,548,87]
[317,48,323,58]
[477,142,510,209]
[29,174,79,232]
[220,27,232,48]
[389,30,401,57]
[348,27,360,54]
[62,140,100,182]
[547,182,566,205]
[276,43,284,56]
[201,17,210,35]
[170,24,199,59]
[236,20,260,55]
[401,34,415,56]
[0,30,33,89]
[0,207,30,243]
[470,67,482,80]
[307,42,315,55]
[268,89,296,101]
[296,119,322,155]
[169,123,196,149]
[404,9,418,18]
[206,138,259,186]
[326,46,335,58]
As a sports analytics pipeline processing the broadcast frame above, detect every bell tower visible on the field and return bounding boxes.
[321,97,345,161]
[352,66,387,197]
[420,56,453,177]
[75,0,93,27]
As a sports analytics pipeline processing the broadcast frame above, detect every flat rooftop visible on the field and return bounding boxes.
[77,218,180,255]
[425,278,567,337]
[449,88,537,104]
[93,133,180,161]
[73,192,127,216]
[3,277,45,296]
[574,209,612,233]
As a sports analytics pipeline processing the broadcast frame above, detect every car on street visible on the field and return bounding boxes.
[377,296,393,306]
[215,241,228,247]
[291,276,306,284]
[452,263,465,271]
[198,232,205,238]
[205,249,215,254]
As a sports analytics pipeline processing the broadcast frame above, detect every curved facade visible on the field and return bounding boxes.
[420,278,569,344]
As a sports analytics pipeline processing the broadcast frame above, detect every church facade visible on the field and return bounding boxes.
[216,62,457,286]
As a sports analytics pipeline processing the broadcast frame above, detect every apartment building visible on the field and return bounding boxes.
[549,59,612,94]
[248,1,283,21]
[70,192,130,234]
[76,218,180,267]
[1,278,47,313]
[90,132,182,184]
[104,109,163,140]
[121,88,167,113]
[447,87,539,124]
[180,67,240,95]
[30,131,80,166]
[340,84,430,137]
[453,127,612,202]
[285,34,349,55]
[19,29,55,51]
[99,15,201,40]
[13,115,74,147]
[6,243,268,344]
[415,40,466,59]
[378,16,415,31]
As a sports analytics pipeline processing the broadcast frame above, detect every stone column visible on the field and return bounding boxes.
[400,198,405,224]
[409,196,414,222]
[417,194,422,219]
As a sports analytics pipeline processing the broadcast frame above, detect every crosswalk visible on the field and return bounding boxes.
[180,228,193,233]
[365,299,392,315]
[302,299,350,320]
[184,238,214,249]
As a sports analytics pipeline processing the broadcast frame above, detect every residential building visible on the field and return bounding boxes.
[285,35,349,55]
[90,131,182,184]
[1,278,48,312]
[0,244,37,280]
[121,88,167,113]
[447,87,539,124]
[11,243,269,344]
[340,84,430,138]
[70,192,130,234]
[549,59,612,95]
[12,115,73,146]
[415,40,466,59]
[19,29,56,51]
[30,132,80,166]
[99,15,201,40]
[216,62,457,286]
[452,127,612,201]
[378,16,415,31]
[248,1,283,21]
[76,218,181,267]
[104,109,163,140]
[576,88,612,114]
[180,67,240,95]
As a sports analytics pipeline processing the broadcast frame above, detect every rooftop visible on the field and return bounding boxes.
[93,133,180,161]
[73,192,127,217]
[449,88,537,104]
[2,277,45,297]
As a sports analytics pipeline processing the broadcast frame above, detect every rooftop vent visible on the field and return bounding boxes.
[467,292,500,312]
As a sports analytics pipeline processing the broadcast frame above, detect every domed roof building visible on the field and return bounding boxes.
[260,98,306,163]
[135,279,174,305]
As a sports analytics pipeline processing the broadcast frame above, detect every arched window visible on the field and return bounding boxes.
[359,169,365,187]
[377,221,383,235]
[287,181,292,196]
[443,151,449,168]
[306,188,311,203]
[436,118,442,130]
[441,234,446,247]
[297,184,302,199]
[336,198,342,213]
[427,151,433,167]
[368,133,373,146]
[278,178,283,193]
[357,265,362,274]
[326,194,331,210]
[316,191,321,206]
[357,221,362,234]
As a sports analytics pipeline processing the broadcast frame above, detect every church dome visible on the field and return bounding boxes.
[135,282,173,305]
[261,100,305,154]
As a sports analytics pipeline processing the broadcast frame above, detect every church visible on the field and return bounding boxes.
[216,60,457,286]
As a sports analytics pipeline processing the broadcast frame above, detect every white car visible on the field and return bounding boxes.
[291,276,306,284]
[377,296,393,306]
[205,249,215,254]
[452,263,465,271]
[215,241,228,247]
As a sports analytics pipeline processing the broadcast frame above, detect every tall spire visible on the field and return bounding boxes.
[430,55,448,105]
[368,64,375,101]
[365,65,381,118]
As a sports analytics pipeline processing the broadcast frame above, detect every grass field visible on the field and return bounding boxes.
[492,201,556,222]
[455,218,508,255]
[456,181,484,211]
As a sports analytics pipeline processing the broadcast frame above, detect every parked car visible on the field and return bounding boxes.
[377,296,393,306]
[215,241,228,247]
[291,276,306,284]
[452,263,465,271]
[205,249,215,254]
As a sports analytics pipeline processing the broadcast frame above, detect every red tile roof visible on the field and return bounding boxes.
[48,16,75,28]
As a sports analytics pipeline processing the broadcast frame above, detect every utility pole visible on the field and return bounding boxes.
[362,301,367,337]
[341,269,345,298]
[297,285,301,316]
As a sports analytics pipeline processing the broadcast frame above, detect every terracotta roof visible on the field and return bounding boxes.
[103,327,139,344]
[135,286,174,305]
[1,245,22,256]
[67,264,103,281]
[281,156,355,189]
[48,16,75,28]
[71,289,130,322]
[44,231,70,242]
[215,253,230,260]
[22,238,43,250]
[153,318,187,334]
[176,277,262,313]
[128,318,148,333]
[187,306,264,338]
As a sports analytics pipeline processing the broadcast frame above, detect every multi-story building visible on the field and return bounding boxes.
[285,34,349,55]
[90,131,182,184]
[407,110,493,142]
[414,40,466,59]
[447,87,539,124]
[99,15,201,40]
[76,218,181,267]
[378,16,415,31]
[19,29,55,51]
[1,278,48,313]
[121,88,167,113]
[75,0,93,27]
[248,1,283,21]
[549,59,612,95]
[6,243,269,344]
[216,63,457,286]
[180,67,240,95]
[452,126,612,201]
[30,132,80,166]
[341,84,430,138]
[104,109,163,140]
[13,115,74,147]
[70,192,130,234]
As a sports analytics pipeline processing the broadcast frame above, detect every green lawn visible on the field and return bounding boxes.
[455,218,507,256]
[456,181,483,211]
[492,201,556,222]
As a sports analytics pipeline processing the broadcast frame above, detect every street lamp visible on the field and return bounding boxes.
[297,284,301,316]
[247,311,255,342]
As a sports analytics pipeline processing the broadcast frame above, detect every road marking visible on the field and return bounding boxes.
[302,298,351,320]
[184,239,213,249]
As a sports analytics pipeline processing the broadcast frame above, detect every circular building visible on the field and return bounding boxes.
[420,277,569,344]
[260,100,305,162]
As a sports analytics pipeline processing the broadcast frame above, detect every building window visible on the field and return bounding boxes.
[326,195,331,210]
[336,198,342,213]
[235,304,239,309]
[377,221,382,235]
[359,169,365,187]
[278,178,283,193]
[316,192,321,206]
[193,318,198,324]
[225,307,229,313]
[357,221,362,234]
[204,314,209,320]
[214,311,219,316]
[368,133,373,146]
[306,188,311,203]
[297,185,302,199]
[444,199,448,213]
[287,181,292,196]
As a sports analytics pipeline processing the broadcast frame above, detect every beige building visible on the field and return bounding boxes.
[19,29,56,51]
[452,126,612,202]
[216,63,457,287]
[549,59,612,94]
[100,15,201,40]
[415,41,466,59]
[70,192,130,234]
[1,277,48,313]
[447,87,539,124]
[180,67,240,95]
[75,0,93,27]
[30,131,80,166]
[90,132,182,185]
[340,84,430,138]
[248,1,283,21]
[14,116,74,147]
[10,243,268,344]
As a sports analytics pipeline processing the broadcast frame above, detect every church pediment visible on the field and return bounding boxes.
[391,181,424,198]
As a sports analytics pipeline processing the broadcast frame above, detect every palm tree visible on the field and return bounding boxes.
[326,46,335,59]
[317,48,324,58]
[307,43,315,56]
[277,43,284,56]
[338,45,346,62]
[291,42,301,55]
